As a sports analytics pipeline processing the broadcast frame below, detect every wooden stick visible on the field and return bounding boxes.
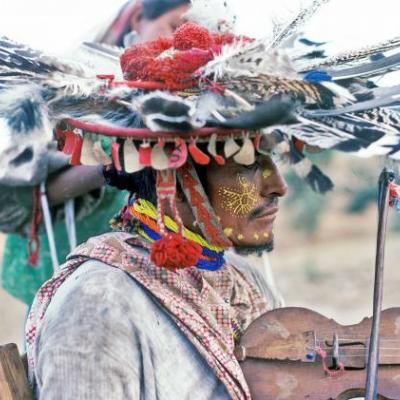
[0,344,33,400]
[365,168,395,400]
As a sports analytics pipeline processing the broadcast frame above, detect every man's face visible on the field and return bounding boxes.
[205,154,288,251]
[136,4,189,42]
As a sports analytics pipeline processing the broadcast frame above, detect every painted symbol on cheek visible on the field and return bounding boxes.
[237,234,244,241]
[218,175,259,217]
[223,228,233,237]
[263,168,272,179]
[263,232,270,238]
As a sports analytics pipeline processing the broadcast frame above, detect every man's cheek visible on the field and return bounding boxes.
[217,174,259,217]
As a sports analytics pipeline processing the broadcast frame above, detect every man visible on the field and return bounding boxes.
[1,0,191,306]
[27,149,287,399]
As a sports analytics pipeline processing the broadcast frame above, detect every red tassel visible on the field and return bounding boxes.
[294,138,305,152]
[253,133,261,151]
[70,135,84,166]
[28,187,42,266]
[390,182,400,199]
[62,131,78,155]
[151,233,202,269]
[189,138,210,165]
[212,153,225,166]
[111,142,122,171]
[139,143,152,166]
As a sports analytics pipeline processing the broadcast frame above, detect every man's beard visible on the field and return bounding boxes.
[233,239,274,256]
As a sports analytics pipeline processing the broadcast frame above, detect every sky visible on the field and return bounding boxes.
[0,0,400,55]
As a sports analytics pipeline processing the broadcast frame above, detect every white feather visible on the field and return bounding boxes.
[185,0,237,32]
[268,0,331,50]
[320,81,356,105]
[203,39,298,80]
[45,73,105,97]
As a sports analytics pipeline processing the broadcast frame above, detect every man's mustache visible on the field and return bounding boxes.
[248,197,279,220]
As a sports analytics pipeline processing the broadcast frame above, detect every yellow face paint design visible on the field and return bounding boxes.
[222,230,271,242]
[262,168,272,179]
[218,175,258,217]
[223,228,233,237]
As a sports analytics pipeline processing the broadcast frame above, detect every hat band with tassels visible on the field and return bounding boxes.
[58,115,266,269]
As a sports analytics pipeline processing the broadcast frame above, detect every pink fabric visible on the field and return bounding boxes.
[26,232,268,399]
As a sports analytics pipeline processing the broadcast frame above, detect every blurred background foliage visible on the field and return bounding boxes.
[283,150,400,237]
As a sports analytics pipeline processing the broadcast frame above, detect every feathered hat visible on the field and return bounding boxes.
[1,0,400,269]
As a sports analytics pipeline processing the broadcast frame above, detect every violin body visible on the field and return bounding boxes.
[236,307,400,400]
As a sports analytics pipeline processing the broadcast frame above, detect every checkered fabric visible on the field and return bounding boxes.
[26,232,268,399]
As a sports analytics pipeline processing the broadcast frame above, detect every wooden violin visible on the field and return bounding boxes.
[235,307,400,400]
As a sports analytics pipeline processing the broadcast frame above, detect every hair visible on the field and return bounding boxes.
[142,0,190,20]
[103,166,156,203]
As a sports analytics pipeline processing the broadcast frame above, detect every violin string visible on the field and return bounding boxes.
[312,356,398,365]
[317,350,400,353]
[313,332,400,340]
[311,346,400,357]
[314,347,400,350]
[314,337,400,343]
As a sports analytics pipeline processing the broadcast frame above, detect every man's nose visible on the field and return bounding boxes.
[260,168,288,198]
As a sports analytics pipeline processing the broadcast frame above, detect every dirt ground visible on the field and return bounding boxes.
[1,155,399,350]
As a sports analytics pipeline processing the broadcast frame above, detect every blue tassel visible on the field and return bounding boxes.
[303,70,332,82]
[299,38,327,47]
[370,53,385,62]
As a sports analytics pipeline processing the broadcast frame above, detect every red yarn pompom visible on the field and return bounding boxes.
[151,233,202,269]
[120,37,172,80]
[145,48,214,86]
[119,25,253,88]
[173,22,213,51]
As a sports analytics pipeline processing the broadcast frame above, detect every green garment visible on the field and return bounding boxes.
[1,187,127,305]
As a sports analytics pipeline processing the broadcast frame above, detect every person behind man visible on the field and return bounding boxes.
[0,0,191,306]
